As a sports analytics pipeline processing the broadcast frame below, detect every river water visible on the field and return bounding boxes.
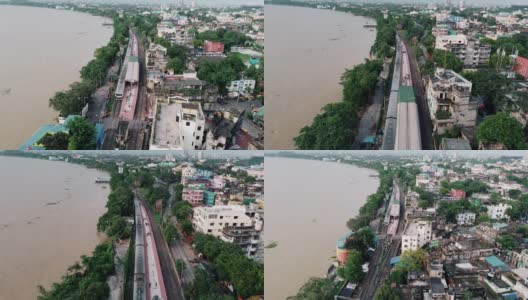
[0,156,110,300]
[0,6,113,149]
[264,157,379,299]
[265,5,376,149]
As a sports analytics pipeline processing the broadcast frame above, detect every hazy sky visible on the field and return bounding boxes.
[303,0,528,7]
[28,0,263,6]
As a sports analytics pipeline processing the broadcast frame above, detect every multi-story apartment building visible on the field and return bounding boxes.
[192,205,264,261]
[193,205,253,235]
[402,220,433,252]
[456,212,476,225]
[486,203,512,220]
[435,34,491,68]
[180,103,205,150]
[182,184,205,206]
[425,68,478,134]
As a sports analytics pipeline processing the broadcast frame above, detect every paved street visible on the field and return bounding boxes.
[353,79,384,149]
[86,63,119,124]
[169,236,197,285]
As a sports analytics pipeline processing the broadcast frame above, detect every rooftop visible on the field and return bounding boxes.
[441,138,471,150]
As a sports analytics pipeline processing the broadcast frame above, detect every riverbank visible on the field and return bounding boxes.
[265,4,377,149]
[266,1,397,150]
[0,157,110,299]
[0,4,115,149]
[265,157,380,299]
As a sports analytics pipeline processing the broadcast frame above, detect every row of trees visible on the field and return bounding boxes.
[294,59,383,149]
[49,16,129,117]
[97,186,134,240]
[189,233,264,298]
[347,166,394,230]
[38,242,115,300]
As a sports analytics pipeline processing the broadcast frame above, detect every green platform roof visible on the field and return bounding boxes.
[399,86,416,103]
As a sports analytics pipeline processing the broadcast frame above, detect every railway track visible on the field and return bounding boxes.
[359,181,405,299]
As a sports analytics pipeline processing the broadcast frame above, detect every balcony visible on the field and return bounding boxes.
[436,109,453,120]
[453,86,471,98]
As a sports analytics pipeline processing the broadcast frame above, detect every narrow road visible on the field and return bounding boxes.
[353,79,385,149]
[169,237,196,285]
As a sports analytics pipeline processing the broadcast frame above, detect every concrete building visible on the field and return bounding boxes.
[193,205,253,235]
[456,212,476,225]
[435,35,491,67]
[203,40,225,54]
[425,68,478,134]
[402,220,433,252]
[182,184,205,206]
[211,175,226,189]
[486,203,512,220]
[150,100,205,150]
[227,79,256,96]
[192,205,264,261]
[180,103,205,150]
[508,250,528,269]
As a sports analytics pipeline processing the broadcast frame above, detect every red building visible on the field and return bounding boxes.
[514,56,528,79]
[203,40,225,53]
[449,189,466,200]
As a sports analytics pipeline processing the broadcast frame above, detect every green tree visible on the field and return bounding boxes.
[287,278,337,300]
[173,201,193,220]
[294,101,358,149]
[196,54,246,95]
[49,81,94,116]
[509,189,522,199]
[106,215,130,240]
[432,49,463,72]
[374,283,401,300]
[477,113,526,150]
[339,249,365,283]
[498,235,518,250]
[181,219,193,236]
[400,249,426,271]
[65,116,96,150]
[164,222,179,244]
[176,259,186,278]
[37,132,70,150]
[167,57,184,74]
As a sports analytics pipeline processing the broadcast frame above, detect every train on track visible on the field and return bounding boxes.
[395,38,422,150]
[384,184,401,237]
[116,31,140,121]
[133,200,147,300]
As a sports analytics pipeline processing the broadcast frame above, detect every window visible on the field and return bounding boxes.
[210,223,214,226]
[197,126,202,131]
[208,229,212,233]
[234,216,238,219]
[186,122,190,126]
[196,136,200,140]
